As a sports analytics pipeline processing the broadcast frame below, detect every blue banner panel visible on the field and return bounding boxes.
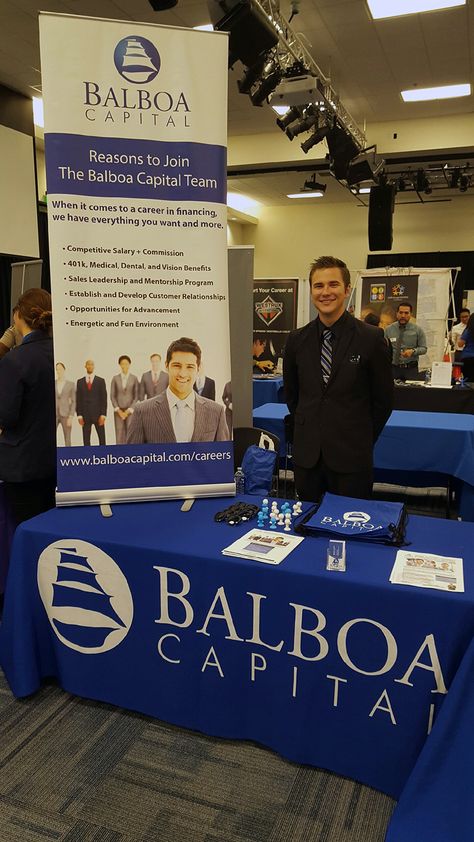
[57,442,234,491]
[45,133,226,203]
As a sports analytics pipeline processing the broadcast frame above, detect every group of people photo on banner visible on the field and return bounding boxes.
[55,337,232,447]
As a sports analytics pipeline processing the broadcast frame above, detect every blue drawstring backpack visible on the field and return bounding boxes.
[241,433,277,495]
[294,493,408,546]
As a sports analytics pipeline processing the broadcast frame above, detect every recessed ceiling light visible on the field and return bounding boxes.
[272,105,290,116]
[227,192,261,213]
[287,191,325,199]
[193,24,214,31]
[367,1,465,19]
[33,96,44,128]
[401,83,471,101]
[358,187,372,194]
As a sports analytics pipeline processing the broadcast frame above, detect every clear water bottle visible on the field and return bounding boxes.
[234,466,245,495]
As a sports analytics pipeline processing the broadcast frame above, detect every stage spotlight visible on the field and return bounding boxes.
[460,174,469,192]
[397,176,407,191]
[276,105,302,131]
[208,0,279,68]
[415,169,431,194]
[326,123,360,181]
[286,107,317,140]
[300,123,330,154]
[450,167,461,188]
[346,148,384,186]
[250,65,282,106]
[237,53,269,94]
[303,174,326,193]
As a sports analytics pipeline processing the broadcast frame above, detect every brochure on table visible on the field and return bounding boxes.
[390,550,464,592]
[222,529,304,565]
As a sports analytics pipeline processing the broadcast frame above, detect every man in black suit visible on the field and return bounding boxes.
[76,360,107,445]
[283,255,393,501]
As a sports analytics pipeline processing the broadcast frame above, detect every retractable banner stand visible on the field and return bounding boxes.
[39,14,234,505]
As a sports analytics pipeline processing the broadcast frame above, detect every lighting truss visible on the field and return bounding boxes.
[252,0,366,150]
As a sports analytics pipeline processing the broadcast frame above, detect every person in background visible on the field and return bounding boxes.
[194,366,216,400]
[110,355,139,444]
[55,362,76,446]
[384,303,427,381]
[451,308,470,351]
[457,314,474,381]
[0,322,22,358]
[0,289,55,525]
[140,353,168,400]
[364,312,393,359]
[253,338,275,373]
[76,360,107,445]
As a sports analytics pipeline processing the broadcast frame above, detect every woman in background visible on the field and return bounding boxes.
[458,313,474,382]
[0,288,56,525]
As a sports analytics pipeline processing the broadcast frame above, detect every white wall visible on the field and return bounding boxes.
[0,124,39,257]
[241,195,474,324]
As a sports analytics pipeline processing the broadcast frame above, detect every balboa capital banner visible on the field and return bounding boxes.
[40,14,234,505]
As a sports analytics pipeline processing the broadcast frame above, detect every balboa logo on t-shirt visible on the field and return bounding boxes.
[37,539,133,654]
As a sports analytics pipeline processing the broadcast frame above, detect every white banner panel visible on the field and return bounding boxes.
[40,13,233,504]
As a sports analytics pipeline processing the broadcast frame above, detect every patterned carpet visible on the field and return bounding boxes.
[0,674,396,842]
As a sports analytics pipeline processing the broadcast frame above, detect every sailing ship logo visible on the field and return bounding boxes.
[114,36,161,84]
[37,539,133,654]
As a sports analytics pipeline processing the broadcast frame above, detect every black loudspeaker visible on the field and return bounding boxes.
[208,0,278,67]
[368,184,396,251]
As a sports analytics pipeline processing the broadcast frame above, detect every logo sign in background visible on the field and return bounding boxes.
[253,279,298,362]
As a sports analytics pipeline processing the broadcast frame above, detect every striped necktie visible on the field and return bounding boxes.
[321,329,333,385]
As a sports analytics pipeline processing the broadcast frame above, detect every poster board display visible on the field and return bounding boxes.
[40,13,233,504]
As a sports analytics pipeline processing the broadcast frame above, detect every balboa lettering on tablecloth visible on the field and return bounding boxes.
[153,566,448,708]
[36,536,448,733]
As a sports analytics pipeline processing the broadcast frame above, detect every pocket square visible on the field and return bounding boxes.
[349,354,361,364]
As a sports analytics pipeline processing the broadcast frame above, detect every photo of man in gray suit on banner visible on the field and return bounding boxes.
[127,337,229,444]
[55,362,76,446]
[110,355,139,444]
[139,353,169,400]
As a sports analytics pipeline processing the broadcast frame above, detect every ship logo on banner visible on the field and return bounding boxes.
[114,35,161,84]
[255,295,284,326]
[37,539,133,654]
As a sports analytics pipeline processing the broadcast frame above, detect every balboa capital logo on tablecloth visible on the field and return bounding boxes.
[37,539,133,653]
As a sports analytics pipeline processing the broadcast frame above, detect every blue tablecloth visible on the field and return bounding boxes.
[0,482,14,594]
[252,376,284,409]
[1,498,474,841]
[252,405,474,520]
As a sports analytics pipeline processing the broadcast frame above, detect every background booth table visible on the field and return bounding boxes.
[1,498,474,842]
[252,404,474,520]
[252,375,284,409]
[394,384,474,414]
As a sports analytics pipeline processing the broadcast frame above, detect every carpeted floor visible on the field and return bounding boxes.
[0,674,396,842]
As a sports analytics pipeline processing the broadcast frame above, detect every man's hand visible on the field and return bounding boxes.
[255,359,274,372]
[98,415,106,426]
[401,348,414,358]
[78,417,85,427]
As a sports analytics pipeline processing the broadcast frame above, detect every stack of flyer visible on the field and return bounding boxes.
[222,529,304,565]
[390,550,464,592]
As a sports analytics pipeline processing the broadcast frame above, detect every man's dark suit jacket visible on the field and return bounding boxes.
[283,313,393,473]
[76,375,107,421]
[0,332,55,482]
[194,377,216,401]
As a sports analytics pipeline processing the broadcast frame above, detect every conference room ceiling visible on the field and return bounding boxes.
[2,0,473,206]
